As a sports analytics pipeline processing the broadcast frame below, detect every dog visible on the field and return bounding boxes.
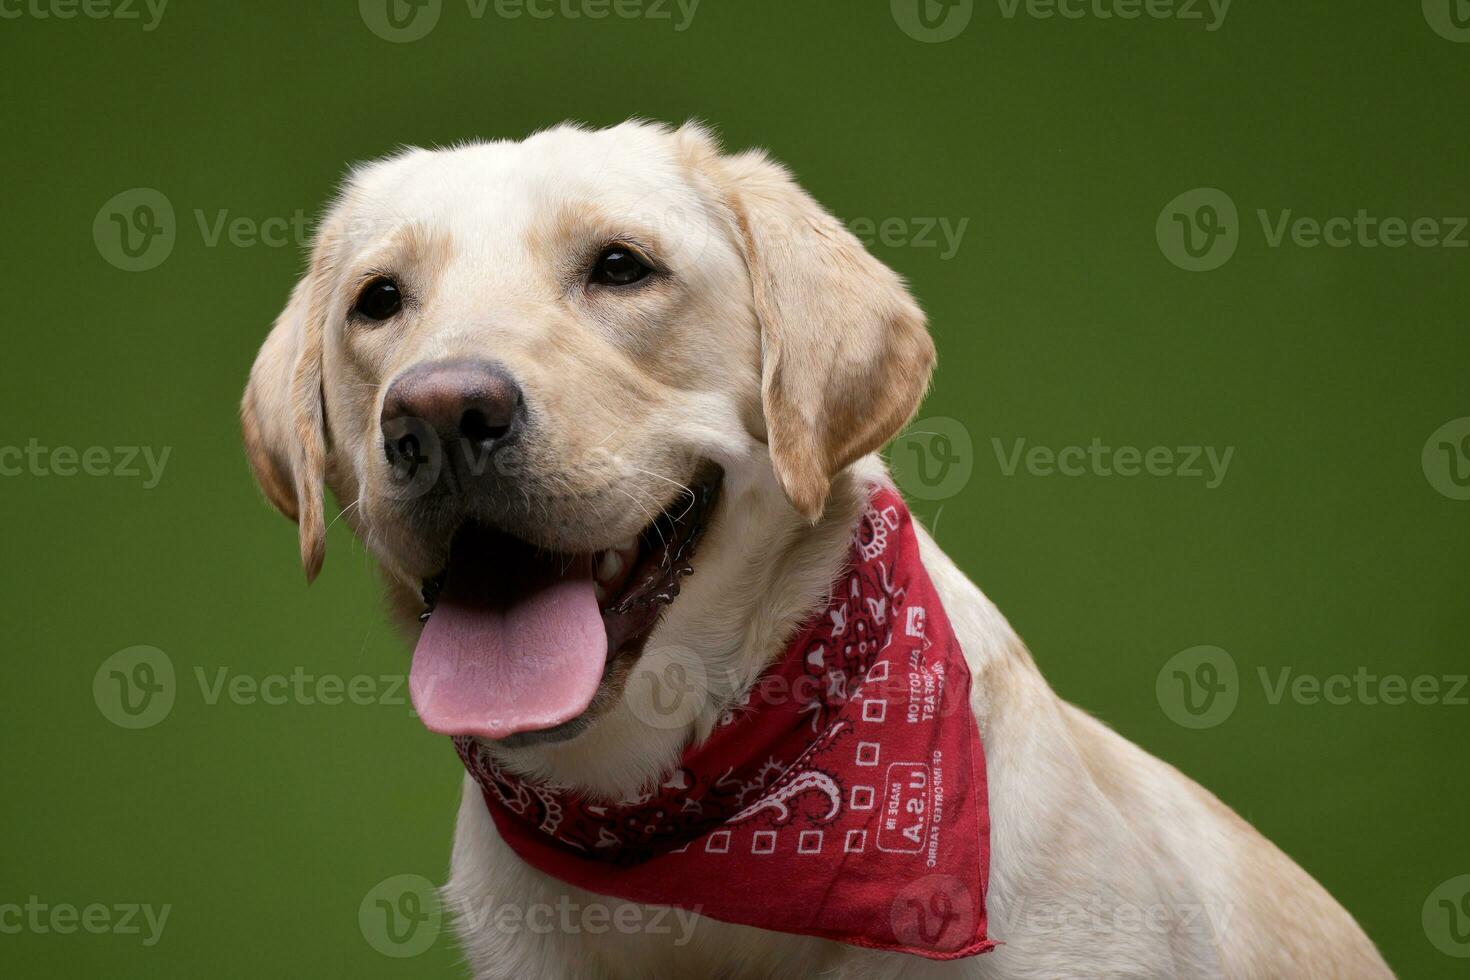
[241,120,1392,978]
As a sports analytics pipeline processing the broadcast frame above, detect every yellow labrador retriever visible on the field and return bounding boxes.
[242,121,1391,978]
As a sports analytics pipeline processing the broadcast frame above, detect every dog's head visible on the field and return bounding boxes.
[241,120,933,752]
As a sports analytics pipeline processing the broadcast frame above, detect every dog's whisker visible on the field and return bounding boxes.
[326,498,361,534]
[622,464,698,522]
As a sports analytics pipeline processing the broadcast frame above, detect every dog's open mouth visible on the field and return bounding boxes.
[408,469,721,741]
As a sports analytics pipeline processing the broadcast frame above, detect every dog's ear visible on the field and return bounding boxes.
[240,228,337,582]
[685,125,936,521]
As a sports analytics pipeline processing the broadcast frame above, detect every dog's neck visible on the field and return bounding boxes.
[472,464,876,800]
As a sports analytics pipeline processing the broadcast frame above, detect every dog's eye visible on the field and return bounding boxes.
[354,278,403,321]
[591,248,652,287]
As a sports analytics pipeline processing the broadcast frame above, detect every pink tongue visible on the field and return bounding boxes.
[410,541,608,739]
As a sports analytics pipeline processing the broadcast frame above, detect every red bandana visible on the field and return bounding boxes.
[453,486,995,959]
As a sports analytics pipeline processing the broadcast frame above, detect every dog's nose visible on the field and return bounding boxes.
[380,359,525,463]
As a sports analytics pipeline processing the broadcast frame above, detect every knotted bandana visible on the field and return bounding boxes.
[453,486,994,959]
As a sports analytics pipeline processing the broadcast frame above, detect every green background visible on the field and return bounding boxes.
[2,0,1466,976]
